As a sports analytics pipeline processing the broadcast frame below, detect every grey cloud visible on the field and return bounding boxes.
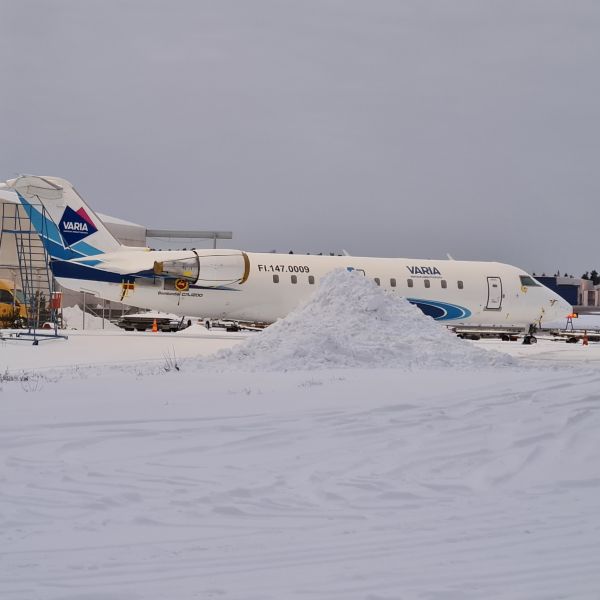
[1,0,599,275]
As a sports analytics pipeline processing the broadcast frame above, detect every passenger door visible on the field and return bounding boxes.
[486,277,502,310]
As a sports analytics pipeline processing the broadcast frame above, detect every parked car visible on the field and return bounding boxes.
[116,313,190,332]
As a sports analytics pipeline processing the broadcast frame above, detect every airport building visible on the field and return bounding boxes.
[535,276,580,307]
[535,275,600,311]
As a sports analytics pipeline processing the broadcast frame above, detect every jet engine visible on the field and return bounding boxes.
[153,250,249,286]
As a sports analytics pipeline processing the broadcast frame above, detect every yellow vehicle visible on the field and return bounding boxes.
[0,279,28,327]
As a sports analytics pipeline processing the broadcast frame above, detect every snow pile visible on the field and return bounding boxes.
[208,269,515,370]
[61,305,119,331]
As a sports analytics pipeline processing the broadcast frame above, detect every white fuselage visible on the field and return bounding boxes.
[7,174,570,328]
[54,249,571,327]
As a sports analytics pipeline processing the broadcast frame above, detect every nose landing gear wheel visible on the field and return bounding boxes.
[522,323,538,345]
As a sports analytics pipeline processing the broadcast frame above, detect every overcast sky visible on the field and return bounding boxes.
[1,0,599,274]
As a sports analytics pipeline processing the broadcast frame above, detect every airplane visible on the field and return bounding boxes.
[6,175,571,339]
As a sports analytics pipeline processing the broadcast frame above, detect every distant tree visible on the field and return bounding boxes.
[582,272,590,280]
[592,270,600,286]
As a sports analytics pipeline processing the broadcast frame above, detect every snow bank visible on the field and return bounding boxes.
[209,269,515,370]
[61,305,119,331]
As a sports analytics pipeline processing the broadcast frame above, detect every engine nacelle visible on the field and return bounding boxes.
[154,256,199,281]
[154,250,249,287]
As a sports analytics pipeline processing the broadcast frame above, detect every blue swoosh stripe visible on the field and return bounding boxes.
[407,298,471,321]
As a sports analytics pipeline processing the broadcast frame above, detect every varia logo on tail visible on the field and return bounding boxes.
[59,206,98,245]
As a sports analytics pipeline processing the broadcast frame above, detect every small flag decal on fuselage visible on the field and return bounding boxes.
[175,279,189,292]
[121,281,135,301]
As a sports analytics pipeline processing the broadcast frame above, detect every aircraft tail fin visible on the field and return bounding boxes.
[7,175,122,260]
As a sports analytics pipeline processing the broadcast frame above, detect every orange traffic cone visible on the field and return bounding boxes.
[152,318,158,333]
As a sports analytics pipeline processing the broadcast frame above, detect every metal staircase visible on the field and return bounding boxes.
[0,201,65,343]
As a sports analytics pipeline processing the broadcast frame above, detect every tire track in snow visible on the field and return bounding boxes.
[2,368,600,599]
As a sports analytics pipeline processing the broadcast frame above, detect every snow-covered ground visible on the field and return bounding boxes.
[1,272,600,599]
[1,326,247,373]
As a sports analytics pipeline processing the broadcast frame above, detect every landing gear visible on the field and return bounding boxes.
[522,323,538,345]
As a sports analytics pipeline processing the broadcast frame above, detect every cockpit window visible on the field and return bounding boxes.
[520,275,541,287]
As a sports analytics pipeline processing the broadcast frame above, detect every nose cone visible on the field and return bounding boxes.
[545,295,572,324]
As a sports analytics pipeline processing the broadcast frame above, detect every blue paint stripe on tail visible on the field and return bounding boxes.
[77,259,103,267]
[18,194,64,246]
[70,240,103,256]
[51,260,135,283]
[17,193,103,259]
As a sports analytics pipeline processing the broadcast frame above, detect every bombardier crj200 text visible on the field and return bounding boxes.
[6,176,571,332]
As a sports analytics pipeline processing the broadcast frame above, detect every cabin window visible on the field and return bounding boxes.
[441,279,447,289]
[407,278,414,288]
[291,275,297,284]
[308,275,315,285]
[424,279,431,288]
[519,275,541,287]
[390,278,396,287]
[457,280,464,289]
[273,274,279,283]
[374,278,380,286]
